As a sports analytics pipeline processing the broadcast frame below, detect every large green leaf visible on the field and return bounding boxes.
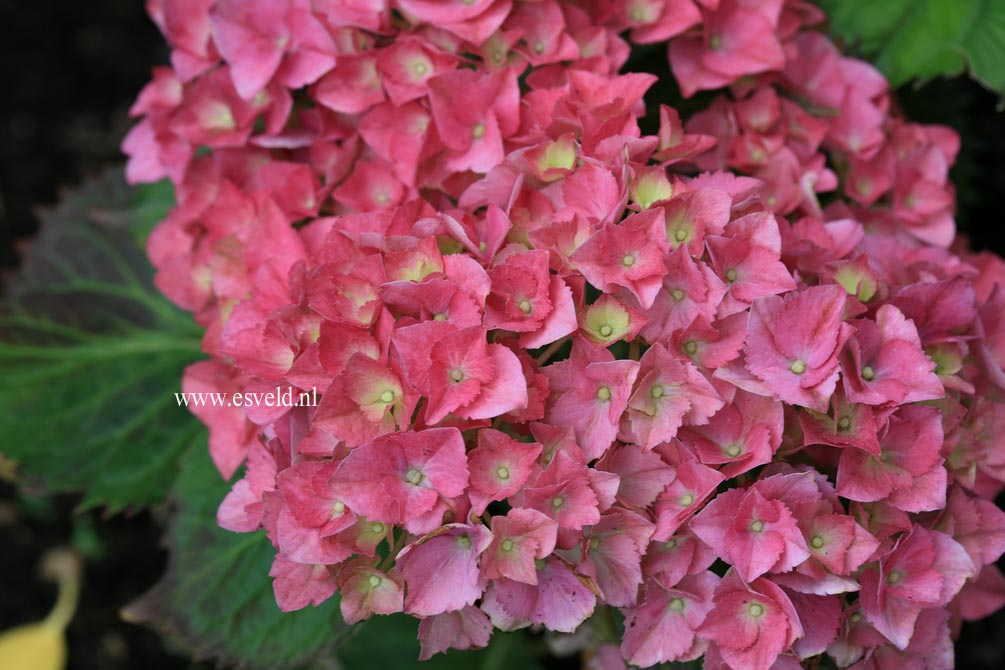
[0,170,203,512]
[124,443,347,669]
[818,0,1005,97]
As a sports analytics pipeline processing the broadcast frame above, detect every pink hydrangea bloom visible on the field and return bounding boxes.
[126,0,1005,664]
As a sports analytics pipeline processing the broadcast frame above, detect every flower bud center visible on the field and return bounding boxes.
[405,467,423,485]
[518,299,532,314]
[367,574,382,588]
[684,341,698,354]
[679,492,695,507]
[379,390,395,403]
[862,366,875,381]
[811,535,825,549]
[789,360,807,374]
[651,385,665,399]
[501,538,515,551]
[449,368,465,383]
[748,602,764,617]
[671,288,685,301]
[596,385,612,401]
[669,597,686,612]
[750,519,765,533]
[599,324,613,337]
[622,254,636,268]
[472,122,486,139]
[496,465,510,480]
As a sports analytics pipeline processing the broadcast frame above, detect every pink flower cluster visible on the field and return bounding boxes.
[126,1,1005,668]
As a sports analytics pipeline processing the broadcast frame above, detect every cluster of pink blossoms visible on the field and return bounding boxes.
[125,1,1005,668]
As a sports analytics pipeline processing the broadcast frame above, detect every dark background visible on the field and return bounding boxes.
[0,1,1003,668]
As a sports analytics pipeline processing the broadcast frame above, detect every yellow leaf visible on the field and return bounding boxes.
[0,621,66,670]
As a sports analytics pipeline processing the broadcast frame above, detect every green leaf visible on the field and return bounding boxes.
[0,169,203,513]
[338,613,544,670]
[124,443,346,669]
[818,0,1005,97]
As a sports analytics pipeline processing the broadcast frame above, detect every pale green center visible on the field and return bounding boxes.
[671,288,685,301]
[748,602,764,617]
[789,360,807,374]
[599,324,613,338]
[674,228,688,242]
[679,492,695,507]
[750,520,765,533]
[496,465,510,480]
[379,390,395,403]
[518,299,533,314]
[651,385,665,399]
[684,341,698,354]
[669,597,685,612]
[405,467,423,485]
[596,386,612,401]
[725,268,737,282]
[367,574,382,588]
[449,368,465,383]
[622,254,636,268]
[811,535,825,549]
[725,444,742,458]
[551,496,565,509]
[472,123,486,139]
[501,538,515,551]
[887,571,903,585]
[862,366,875,381]
[837,416,851,431]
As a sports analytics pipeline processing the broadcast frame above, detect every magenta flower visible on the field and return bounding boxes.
[334,428,469,525]
[481,508,558,585]
[481,555,597,633]
[697,572,804,670]
[691,479,811,583]
[394,523,492,616]
[842,304,944,405]
[858,526,975,649]
[621,571,718,665]
[745,284,854,412]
